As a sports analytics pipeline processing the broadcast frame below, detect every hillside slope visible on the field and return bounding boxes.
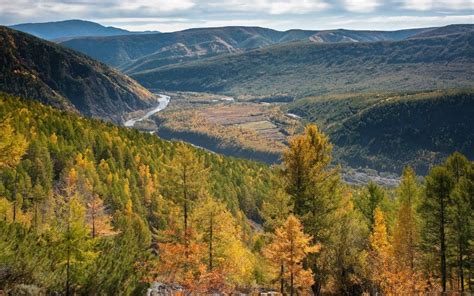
[286,89,474,174]
[9,19,155,41]
[61,26,430,70]
[130,31,474,98]
[0,26,155,121]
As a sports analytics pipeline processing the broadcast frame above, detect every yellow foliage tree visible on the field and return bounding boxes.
[166,143,209,260]
[0,117,28,169]
[193,194,257,290]
[264,215,320,295]
[369,207,426,295]
[369,207,392,294]
[86,195,115,238]
[392,167,427,293]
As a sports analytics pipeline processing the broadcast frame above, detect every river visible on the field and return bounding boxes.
[124,94,170,127]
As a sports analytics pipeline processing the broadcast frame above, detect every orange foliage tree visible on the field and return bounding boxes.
[264,215,320,295]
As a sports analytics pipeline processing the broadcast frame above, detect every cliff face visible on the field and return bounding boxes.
[0,26,155,122]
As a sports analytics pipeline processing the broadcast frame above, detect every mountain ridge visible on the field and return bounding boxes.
[129,29,474,98]
[0,26,155,122]
[61,25,434,70]
[9,19,159,41]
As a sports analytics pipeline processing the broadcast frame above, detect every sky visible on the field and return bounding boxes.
[1,0,473,32]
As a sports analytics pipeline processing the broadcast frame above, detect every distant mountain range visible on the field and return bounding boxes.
[9,19,158,41]
[61,26,433,70]
[0,26,155,122]
[128,25,474,98]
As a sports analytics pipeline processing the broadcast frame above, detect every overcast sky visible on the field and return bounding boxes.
[1,0,473,32]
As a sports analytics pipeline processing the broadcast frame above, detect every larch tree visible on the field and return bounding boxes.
[355,181,387,230]
[86,195,114,238]
[330,189,368,295]
[193,194,230,271]
[54,168,96,295]
[444,153,473,292]
[421,166,454,292]
[260,184,293,232]
[192,194,256,291]
[166,143,209,258]
[281,124,340,292]
[138,163,158,217]
[391,167,430,294]
[264,215,320,295]
[369,207,391,294]
[0,117,28,170]
[282,124,336,216]
[392,167,421,275]
[0,117,28,223]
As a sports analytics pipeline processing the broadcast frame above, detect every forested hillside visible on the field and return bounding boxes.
[286,89,474,174]
[0,27,155,122]
[130,30,474,98]
[1,93,472,294]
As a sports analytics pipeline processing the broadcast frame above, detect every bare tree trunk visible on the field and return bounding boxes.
[13,172,18,222]
[34,200,38,231]
[440,195,447,293]
[209,214,213,271]
[290,233,294,296]
[459,241,464,292]
[91,204,96,239]
[66,200,71,296]
[280,263,285,295]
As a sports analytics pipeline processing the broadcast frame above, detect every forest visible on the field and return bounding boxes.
[1,93,473,295]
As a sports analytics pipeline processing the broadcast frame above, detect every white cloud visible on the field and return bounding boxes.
[0,0,196,24]
[325,14,474,29]
[343,0,379,12]
[268,0,330,14]
[116,0,195,13]
[402,0,474,11]
[0,0,473,31]
[206,0,329,14]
